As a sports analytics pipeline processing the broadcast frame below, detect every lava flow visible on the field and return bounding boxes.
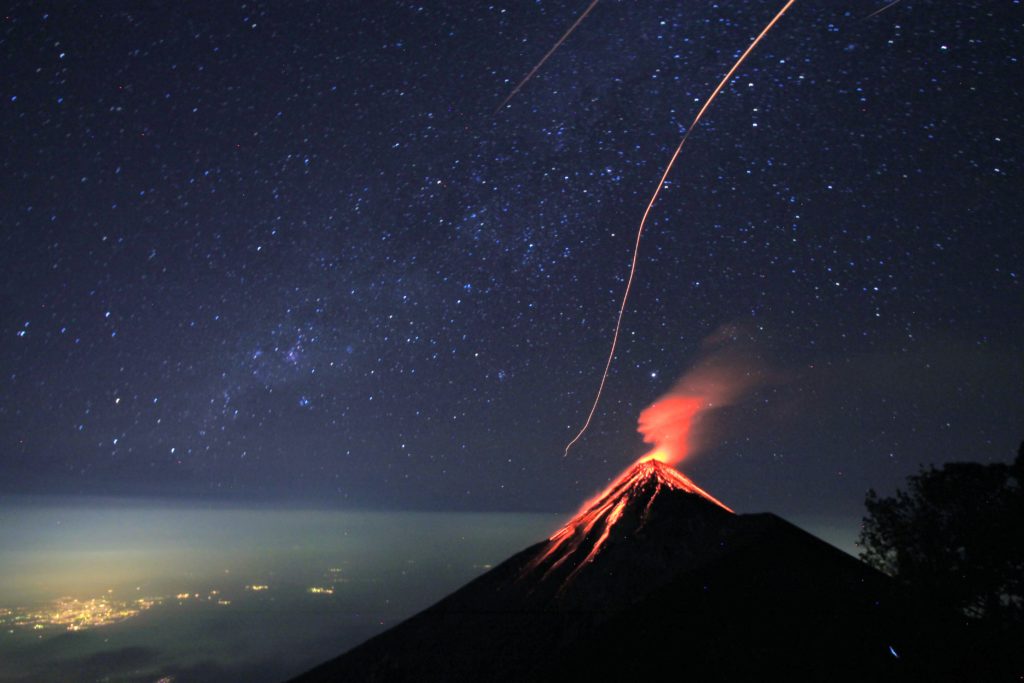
[527,458,732,584]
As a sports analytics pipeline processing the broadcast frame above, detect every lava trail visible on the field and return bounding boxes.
[563,0,797,457]
[494,0,600,114]
[526,458,732,583]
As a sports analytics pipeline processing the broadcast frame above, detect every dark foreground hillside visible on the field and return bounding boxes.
[292,461,1015,682]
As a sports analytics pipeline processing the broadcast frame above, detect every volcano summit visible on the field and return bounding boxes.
[293,460,996,682]
[525,458,734,589]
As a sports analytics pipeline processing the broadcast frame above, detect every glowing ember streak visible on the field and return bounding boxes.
[865,0,903,20]
[528,459,732,582]
[494,0,600,114]
[563,0,796,457]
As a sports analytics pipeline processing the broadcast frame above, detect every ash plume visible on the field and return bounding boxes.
[638,326,773,466]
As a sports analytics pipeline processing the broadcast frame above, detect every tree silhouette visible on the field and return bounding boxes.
[859,442,1023,627]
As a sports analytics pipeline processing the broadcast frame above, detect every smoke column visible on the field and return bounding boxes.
[637,337,769,466]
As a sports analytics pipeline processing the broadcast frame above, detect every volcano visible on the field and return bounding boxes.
[292,460,997,682]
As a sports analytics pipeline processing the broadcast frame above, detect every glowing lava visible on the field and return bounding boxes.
[528,458,732,584]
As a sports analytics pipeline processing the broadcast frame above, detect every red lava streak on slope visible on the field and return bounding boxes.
[529,459,732,582]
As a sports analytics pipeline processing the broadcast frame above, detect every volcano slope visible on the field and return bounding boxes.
[292,460,1007,682]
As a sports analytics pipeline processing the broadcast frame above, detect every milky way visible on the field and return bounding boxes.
[2,2,1020,521]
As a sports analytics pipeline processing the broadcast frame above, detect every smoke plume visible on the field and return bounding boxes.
[637,327,770,466]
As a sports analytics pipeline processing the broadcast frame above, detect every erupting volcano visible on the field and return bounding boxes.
[294,363,988,681]
[524,354,750,586]
[528,458,732,585]
[295,444,985,683]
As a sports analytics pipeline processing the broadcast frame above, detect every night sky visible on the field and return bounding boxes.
[2,1,1021,523]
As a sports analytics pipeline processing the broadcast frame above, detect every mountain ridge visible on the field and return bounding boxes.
[291,461,1004,682]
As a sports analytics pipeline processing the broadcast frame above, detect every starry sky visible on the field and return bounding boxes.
[2,1,1021,522]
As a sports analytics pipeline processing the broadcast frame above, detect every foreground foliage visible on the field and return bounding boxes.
[859,443,1024,626]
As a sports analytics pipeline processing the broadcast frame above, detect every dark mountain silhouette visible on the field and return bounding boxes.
[292,460,1009,682]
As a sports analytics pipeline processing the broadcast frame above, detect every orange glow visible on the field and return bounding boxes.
[527,458,732,583]
[634,333,769,466]
[636,396,705,465]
